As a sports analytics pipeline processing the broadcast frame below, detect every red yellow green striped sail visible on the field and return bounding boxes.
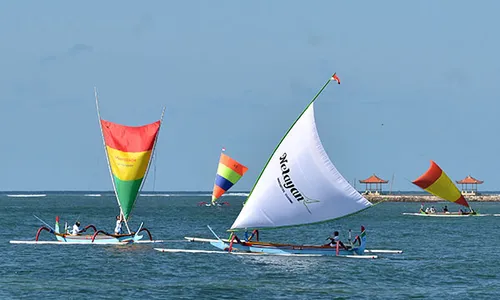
[212,150,248,204]
[101,119,161,220]
[412,160,469,207]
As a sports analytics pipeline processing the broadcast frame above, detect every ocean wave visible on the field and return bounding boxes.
[84,194,101,197]
[7,194,47,198]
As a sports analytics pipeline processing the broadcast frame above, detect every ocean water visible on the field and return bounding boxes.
[1,193,499,299]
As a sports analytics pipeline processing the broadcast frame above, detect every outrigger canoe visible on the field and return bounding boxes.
[207,148,248,207]
[403,161,485,217]
[12,216,153,244]
[175,73,402,258]
[11,89,164,245]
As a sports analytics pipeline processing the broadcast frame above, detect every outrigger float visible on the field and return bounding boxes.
[403,160,488,217]
[10,88,165,245]
[156,73,402,258]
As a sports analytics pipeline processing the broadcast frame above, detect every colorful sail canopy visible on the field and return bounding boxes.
[230,101,373,230]
[100,119,161,220]
[212,151,248,204]
[412,160,469,207]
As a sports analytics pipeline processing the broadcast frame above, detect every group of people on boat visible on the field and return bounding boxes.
[226,227,362,253]
[70,214,125,236]
[419,204,438,214]
[419,203,476,215]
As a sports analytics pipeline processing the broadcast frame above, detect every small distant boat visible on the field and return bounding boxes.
[177,73,402,258]
[11,89,165,244]
[200,148,248,207]
[403,161,487,217]
[197,201,230,207]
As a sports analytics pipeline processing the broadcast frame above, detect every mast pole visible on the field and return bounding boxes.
[94,87,131,234]
[242,73,337,207]
[211,147,225,205]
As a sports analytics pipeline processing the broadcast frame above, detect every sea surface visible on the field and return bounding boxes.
[1,192,500,299]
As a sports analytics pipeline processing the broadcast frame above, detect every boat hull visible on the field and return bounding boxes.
[209,240,366,256]
[54,233,143,244]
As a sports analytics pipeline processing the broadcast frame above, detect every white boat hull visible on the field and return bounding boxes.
[402,212,488,217]
[183,236,403,256]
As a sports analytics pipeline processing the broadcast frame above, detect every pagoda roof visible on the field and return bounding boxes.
[456,175,483,184]
[359,174,388,184]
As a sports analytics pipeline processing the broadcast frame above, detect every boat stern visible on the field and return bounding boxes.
[354,226,367,255]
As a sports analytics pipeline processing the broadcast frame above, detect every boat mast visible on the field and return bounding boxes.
[94,87,132,234]
[211,147,225,205]
[134,107,166,211]
[243,73,338,206]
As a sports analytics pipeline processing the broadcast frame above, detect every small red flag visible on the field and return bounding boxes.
[331,74,340,84]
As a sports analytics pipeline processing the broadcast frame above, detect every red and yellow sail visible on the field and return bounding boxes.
[412,160,469,207]
[101,119,161,220]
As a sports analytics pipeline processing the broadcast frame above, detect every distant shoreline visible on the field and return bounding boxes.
[2,191,500,202]
[365,194,500,203]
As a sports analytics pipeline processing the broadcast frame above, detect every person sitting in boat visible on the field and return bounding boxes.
[425,207,430,214]
[429,206,436,213]
[114,215,124,235]
[443,205,449,213]
[326,231,348,250]
[459,208,464,215]
[71,221,83,235]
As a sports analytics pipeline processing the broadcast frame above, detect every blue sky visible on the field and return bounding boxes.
[1,1,499,191]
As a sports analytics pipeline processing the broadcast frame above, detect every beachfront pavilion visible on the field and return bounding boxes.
[456,175,483,196]
[359,174,388,195]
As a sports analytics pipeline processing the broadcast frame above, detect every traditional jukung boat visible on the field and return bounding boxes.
[198,148,248,207]
[161,73,402,258]
[403,160,487,217]
[11,89,164,244]
[24,215,153,244]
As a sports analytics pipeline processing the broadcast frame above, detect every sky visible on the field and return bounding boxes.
[1,0,499,192]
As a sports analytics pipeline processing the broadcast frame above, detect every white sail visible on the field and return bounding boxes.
[231,102,372,230]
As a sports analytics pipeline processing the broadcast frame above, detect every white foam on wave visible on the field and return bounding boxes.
[7,194,46,198]
[138,192,248,197]
[222,193,249,197]
[84,194,101,197]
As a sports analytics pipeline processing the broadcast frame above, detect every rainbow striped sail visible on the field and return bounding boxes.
[100,119,161,220]
[212,149,248,205]
[412,160,469,207]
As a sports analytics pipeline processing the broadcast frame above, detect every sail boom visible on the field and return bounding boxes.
[243,75,335,205]
[228,204,373,232]
[95,87,130,233]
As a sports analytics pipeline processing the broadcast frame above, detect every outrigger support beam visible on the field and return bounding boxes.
[35,226,54,241]
[90,227,153,243]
